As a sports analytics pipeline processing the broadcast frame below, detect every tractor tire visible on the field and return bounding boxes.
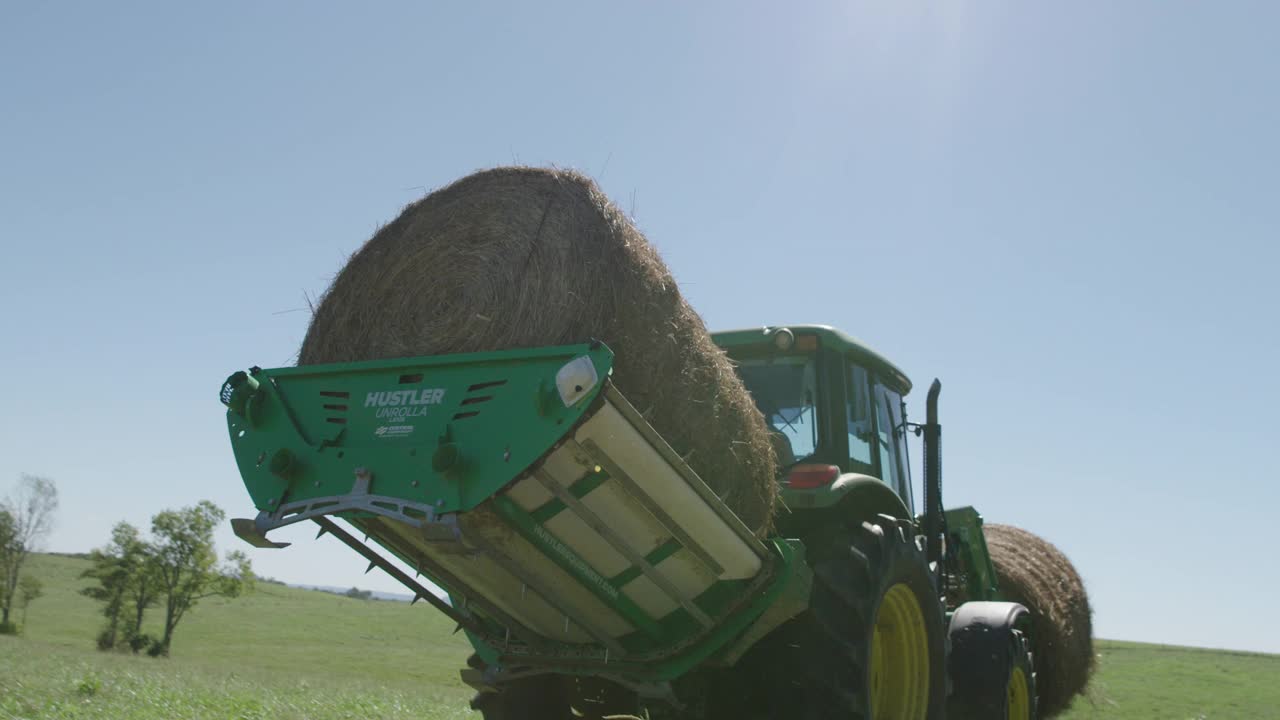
[465,656,639,720]
[1006,628,1038,720]
[466,654,569,720]
[567,676,640,719]
[736,514,946,720]
[955,628,1036,719]
[946,603,1039,720]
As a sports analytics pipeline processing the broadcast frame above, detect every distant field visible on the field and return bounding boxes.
[3,554,1276,718]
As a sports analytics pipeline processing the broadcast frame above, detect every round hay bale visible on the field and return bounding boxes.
[984,523,1094,717]
[299,166,778,534]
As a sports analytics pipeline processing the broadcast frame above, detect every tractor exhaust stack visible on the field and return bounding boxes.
[922,379,946,579]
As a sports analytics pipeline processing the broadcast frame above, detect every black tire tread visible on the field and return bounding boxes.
[728,515,945,720]
[948,620,1039,720]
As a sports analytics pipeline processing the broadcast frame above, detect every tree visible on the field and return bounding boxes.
[344,587,373,600]
[0,509,12,633]
[0,475,59,631]
[149,501,252,656]
[17,575,43,631]
[81,522,157,650]
[122,548,163,651]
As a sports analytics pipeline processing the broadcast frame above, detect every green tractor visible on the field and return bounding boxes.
[221,325,1035,719]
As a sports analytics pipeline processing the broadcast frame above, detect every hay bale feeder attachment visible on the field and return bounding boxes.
[222,342,807,688]
[222,323,1093,716]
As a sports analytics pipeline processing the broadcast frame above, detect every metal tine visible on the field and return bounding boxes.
[310,517,489,641]
[354,518,542,648]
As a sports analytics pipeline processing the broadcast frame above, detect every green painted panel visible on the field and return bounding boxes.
[221,343,613,516]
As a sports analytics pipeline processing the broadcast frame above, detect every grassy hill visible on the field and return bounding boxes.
[1,553,476,719]
[1057,640,1280,718]
[3,553,1277,718]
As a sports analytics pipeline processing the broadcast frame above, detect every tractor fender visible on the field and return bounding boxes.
[829,473,913,522]
[950,600,1029,634]
[777,474,913,539]
[947,601,1032,711]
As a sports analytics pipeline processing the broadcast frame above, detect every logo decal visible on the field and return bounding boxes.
[364,388,447,421]
[374,425,415,438]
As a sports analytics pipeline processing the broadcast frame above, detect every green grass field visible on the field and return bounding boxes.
[1,554,475,719]
[2,554,1276,718]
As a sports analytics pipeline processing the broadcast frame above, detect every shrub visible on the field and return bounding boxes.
[75,673,103,697]
[95,628,116,650]
[128,632,155,655]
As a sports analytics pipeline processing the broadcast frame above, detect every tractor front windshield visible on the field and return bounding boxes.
[735,355,818,467]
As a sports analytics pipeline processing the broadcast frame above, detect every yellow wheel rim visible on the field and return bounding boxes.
[1007,666,1031,720]
[869,583,930,720]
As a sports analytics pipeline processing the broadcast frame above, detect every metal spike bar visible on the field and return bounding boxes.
[365,560,377,574]
[463,527,627,656]
[308,517,495,642]
[315,525,328,539]
[345,517,544,648]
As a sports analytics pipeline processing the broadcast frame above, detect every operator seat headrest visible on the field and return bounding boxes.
[769,430,796,468]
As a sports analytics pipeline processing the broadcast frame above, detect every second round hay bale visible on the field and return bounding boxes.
[984,523,1094,717]
[298,166,778,534]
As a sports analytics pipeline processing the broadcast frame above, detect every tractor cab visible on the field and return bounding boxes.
[712,325,916,513]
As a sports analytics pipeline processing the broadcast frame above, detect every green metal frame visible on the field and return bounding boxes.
[942,506,1001,603]
[467,538,810,681]
[220,342,808,683]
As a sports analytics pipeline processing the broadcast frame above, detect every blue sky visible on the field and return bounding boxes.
[2,2,1276,653]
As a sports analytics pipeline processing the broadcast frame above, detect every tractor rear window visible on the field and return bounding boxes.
[735,355,818,467]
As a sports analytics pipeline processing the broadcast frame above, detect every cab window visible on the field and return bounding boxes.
[875,383,912,508]
[847,364,875,472]
[736,355,818,466]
